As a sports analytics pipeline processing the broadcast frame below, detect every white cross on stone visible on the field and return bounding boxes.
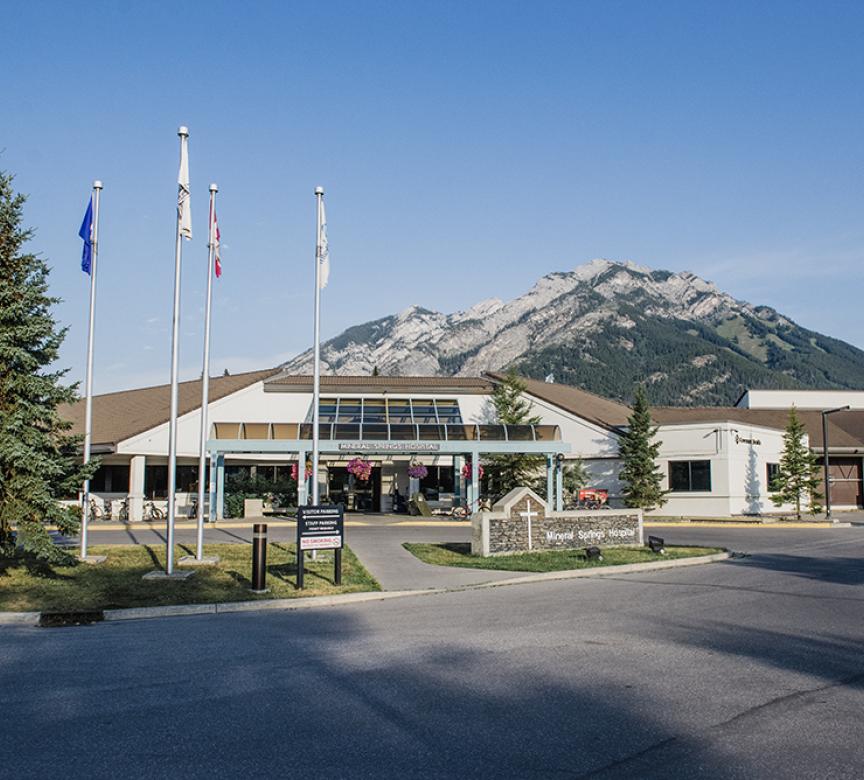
[520,498,539,551]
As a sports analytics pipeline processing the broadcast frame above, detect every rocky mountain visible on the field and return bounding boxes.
[281,259,864,406]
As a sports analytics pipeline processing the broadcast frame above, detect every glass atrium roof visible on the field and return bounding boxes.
[307,397,464,426]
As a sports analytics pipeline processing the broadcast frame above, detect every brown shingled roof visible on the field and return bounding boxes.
[60,368,280,448]
[652,407,864,450]
[485,372,632,430]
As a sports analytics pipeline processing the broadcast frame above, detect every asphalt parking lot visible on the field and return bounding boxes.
[2,522,863,778]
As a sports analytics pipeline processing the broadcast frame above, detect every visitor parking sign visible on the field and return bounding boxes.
[297,505,344,551]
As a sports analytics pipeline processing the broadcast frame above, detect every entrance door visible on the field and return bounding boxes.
[327,467,381,512]
[828,458,863,507]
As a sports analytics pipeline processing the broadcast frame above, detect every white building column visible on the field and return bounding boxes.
[297,449,307,507]
[215,455,225,522]
[208,453,217,523]
[555,456,564,512]
[128,455,146,522]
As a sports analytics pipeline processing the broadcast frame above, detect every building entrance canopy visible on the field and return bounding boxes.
[205,422,571,518]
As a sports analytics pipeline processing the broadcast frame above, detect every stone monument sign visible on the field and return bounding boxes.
[471,487,643,557]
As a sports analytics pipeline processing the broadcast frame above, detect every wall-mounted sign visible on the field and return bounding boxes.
[337,442,441,452]
[735,434,762,446]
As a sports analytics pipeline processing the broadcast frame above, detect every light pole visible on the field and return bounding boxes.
[822,405,850,520]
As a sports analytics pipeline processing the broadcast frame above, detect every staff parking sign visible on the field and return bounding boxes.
[296,506,344,589]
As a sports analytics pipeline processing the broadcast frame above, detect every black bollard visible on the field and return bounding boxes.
[251,523,268,593]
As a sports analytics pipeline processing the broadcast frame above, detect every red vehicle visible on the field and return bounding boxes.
[577,488,608,508]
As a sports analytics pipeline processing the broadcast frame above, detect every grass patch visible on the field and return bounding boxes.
[403,543,723,573]
[0,543,379,612]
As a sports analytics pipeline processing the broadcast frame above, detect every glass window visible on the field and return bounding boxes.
[389,424,417,440]
[417,424,445,440]
[337,401,362,423]
[478,424,507,441]
[434,399,463,423]
[411,399,437,424]
[387,400,413,424]
[176,466,199,493]
[419,466,455,500]
[669,460,712,492]
[89,464,130,492]
[145,465,168,499]
[362,399,386,423]
[766,463,781,491]
[362,423,389,440]
[317,398,338,423]
[334,423,361,440]
[505,425,535,441]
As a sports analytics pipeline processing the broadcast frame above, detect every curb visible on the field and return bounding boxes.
[0,551,730,627]
[463,551,733,591]
[645,521,852,529]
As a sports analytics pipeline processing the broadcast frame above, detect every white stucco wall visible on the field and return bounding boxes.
[651,422,792,517]
[739,389,864,410]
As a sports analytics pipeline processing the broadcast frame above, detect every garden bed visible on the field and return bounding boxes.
[403,543,724,573]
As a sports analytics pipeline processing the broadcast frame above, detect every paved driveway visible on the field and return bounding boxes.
[3,524,864,778]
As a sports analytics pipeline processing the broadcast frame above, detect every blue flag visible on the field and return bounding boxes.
[79,197,93,274]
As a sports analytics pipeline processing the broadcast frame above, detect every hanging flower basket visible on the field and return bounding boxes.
[462,460,484,480]
[407,462,428,480]
[290,460,313,481]
[346,457,373,481]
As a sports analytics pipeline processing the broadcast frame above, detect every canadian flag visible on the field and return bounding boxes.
[212,209,222,278]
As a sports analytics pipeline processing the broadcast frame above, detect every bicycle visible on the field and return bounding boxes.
[87,498,103,521]
[144,501,164,520]
[115,498,129,521]
[187,497,199,519]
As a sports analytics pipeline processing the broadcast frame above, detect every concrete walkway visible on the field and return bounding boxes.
[344,523,526,590]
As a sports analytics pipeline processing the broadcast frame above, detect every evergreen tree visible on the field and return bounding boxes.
[771,407,822,519]
[0,170,92,561]
[484,369,544,496]
[618,385,667,509]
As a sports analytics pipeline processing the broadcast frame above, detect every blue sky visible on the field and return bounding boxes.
[2,1,862,393]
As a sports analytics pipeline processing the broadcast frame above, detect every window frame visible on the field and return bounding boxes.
[668,460,712,492]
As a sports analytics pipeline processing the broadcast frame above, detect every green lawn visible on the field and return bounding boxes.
[403,542,723,573]
[0,543,379,612]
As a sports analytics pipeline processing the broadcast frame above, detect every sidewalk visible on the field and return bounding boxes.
[344,526,525,590]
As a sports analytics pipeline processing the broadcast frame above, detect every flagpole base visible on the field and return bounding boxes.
[78,555,107,565]
[142,569,196,581]
[178,555,220,566]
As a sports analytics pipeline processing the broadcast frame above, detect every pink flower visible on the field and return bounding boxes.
[462,460,484,480]
[347,457,372,481]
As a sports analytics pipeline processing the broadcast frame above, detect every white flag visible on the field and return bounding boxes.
[178,133,192,239]
[318,199,329,289]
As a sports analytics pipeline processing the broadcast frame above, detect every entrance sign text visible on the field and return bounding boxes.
[338,442,441,452]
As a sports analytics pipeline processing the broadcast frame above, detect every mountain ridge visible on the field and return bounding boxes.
[281,259,864,406]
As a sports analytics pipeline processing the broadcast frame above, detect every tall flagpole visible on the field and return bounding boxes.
[311,186,324,507]
[80,180,102,561]
[194,184,218,561]
[165,126,190,576]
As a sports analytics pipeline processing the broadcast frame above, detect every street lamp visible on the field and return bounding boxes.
[822,405,850,520]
